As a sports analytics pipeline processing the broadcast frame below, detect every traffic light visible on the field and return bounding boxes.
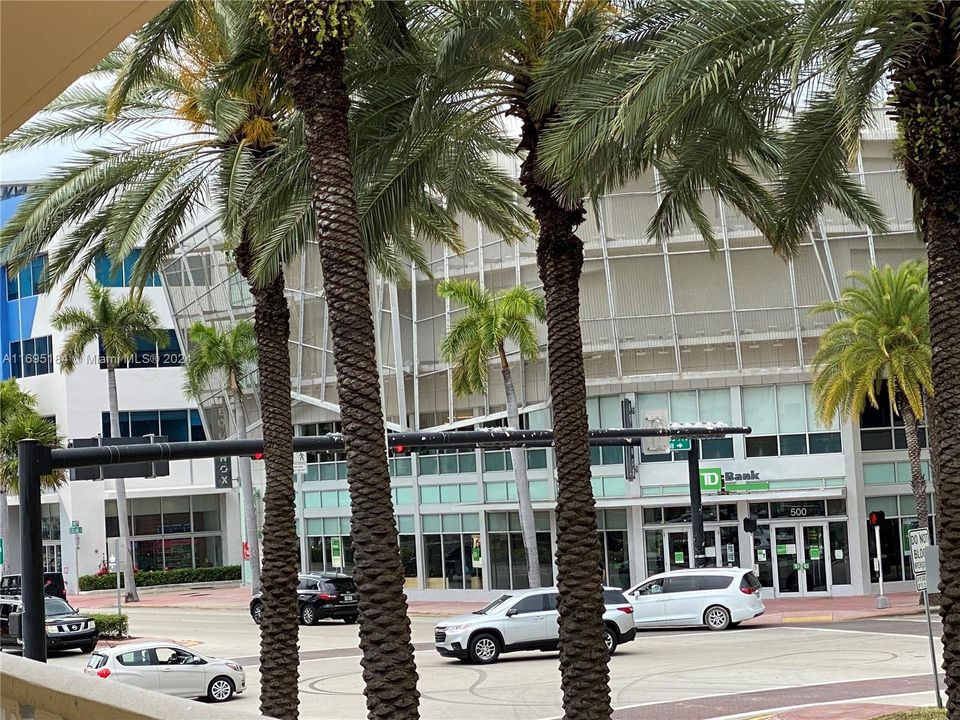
[249,452,264,461]
[869,510,886,526]
[743,516,757,533]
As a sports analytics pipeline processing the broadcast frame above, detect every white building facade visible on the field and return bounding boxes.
[3,114,928,599]
[1,183,241,592]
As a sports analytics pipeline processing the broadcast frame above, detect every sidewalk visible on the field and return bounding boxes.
[754,702,934,719]
[67,584,926,623]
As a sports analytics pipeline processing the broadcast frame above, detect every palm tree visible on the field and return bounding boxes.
[0,380,64,574]
[438,280,546,587]
[1,3,527,715]
[260,5,423,717]
[533,0,958,703]
[810,263,932,532]
[183,320,260,594]
[51,280,169,603]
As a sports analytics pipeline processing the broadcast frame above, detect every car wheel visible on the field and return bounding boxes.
[80,641,97,653]
[343,615,358,624]
[603,626,619,656]
[704,605,731,631]
[468,633,500,664]
[301,604,318,626]
[207,676,235,703]
[251,602,264,625]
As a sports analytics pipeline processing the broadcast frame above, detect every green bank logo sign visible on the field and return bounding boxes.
[699,468,769,493]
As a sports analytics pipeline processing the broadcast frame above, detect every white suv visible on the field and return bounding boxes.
[434,586,636,664]
[625,568,764,631]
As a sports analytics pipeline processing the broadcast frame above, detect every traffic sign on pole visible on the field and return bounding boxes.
[293,452,308,476]
[669,437,691,451]
[330,537,343,568]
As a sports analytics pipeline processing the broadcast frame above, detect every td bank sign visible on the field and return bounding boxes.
[699,468,769,493]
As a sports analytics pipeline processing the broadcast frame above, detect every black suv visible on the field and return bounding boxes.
[1,573,67,600]
[0,595,98,653]
[250,572,359,626]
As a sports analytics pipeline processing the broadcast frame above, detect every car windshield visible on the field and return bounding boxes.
[474,595,512,615]
[44,597,74,616]
[324,578,356,593]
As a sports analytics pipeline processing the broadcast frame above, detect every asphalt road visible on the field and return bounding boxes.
[28,608,946,720]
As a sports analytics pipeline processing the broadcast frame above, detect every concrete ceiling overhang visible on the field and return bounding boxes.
[1,0,169,139]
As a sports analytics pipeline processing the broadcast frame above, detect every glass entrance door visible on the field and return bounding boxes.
[667,530,689,570]
[771,523,831,596]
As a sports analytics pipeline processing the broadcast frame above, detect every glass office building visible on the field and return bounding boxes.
[163,117,928,598]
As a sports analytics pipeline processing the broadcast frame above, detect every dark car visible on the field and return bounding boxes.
[0,595,99,653]
[249,572,358,626]
[0,573,67,600]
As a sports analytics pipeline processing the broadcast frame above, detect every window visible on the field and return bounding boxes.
[484,479,550,502]
[9,336,54,377]
[118,650,152,667]
[487,511,553,590]
[699,576,733,590]
[419,448,477,475]
[94,249,161,287]
[590,476,626,498]
[859,380,928,451]
[98,330,183,369]
[663,576,698,593]
[743,384,841,457]
[105,495,222,570]
[587,396,625,465]
[102,409,206,441]
[864,461,932,486]
[297,422,345,465]
[635,389,735,463]
[865,494,936,583]
[597,510,631,589]
[419,483,478,505]
[422,514,482,590]
[512,595,545,614]
[5,255,47,300]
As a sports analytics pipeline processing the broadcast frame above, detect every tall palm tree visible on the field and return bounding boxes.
[810,263,932,532]
[0,380,64,574]
[260,4,423,717]
[183,320,260,594]
[438,279,546,587]
[1,3,527,715]
[534,0,958,704]
[51,280,169,602]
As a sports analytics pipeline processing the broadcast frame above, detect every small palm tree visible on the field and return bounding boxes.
[811,262,932,531]
[183,321,260,594]
[438,280,546,588]
[0,380,64,573]
[52,280,169,602]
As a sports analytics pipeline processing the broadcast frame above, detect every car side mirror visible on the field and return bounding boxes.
[506,608,519,617]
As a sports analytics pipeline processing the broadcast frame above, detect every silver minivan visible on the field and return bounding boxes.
[625,568,764,631]
[434,586,637,664]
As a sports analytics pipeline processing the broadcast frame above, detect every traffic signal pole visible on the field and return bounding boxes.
[874,523,889,609]
[688,439,706,568]
[18,439,47,662]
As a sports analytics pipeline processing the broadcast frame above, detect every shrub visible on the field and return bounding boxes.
[89,613,128,638]
[79,565,241,591]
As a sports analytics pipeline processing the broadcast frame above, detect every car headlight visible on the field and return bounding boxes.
[227,663,243,672]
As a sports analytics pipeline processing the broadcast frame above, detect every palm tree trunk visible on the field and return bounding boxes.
[499,343,541,588]
[891,2,960,710]
[107,363,138,602]
[234,241,300,720]
[232,389,261,596]
[269,31,420,720]
[898,392,929,533]
[517,107,612,718]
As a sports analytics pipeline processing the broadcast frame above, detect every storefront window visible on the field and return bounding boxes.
[105,495,224,569]
[828,522,850,584]
[597,510,630,588]
[864,495,936,583]
[645,530,665,576]
[743,384,840,457]
[487,511,552,589]
[423,514,482,589]
[41,504,60,541]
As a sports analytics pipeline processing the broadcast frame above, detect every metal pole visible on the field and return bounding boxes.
[923,587,943,707]
[115,538,121,616]
[875,524,890,609]
[688,439,705,568]
[296,471,306,573]
[18,439,47,662]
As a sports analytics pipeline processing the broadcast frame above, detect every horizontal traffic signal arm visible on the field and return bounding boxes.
[41,426,753,473]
